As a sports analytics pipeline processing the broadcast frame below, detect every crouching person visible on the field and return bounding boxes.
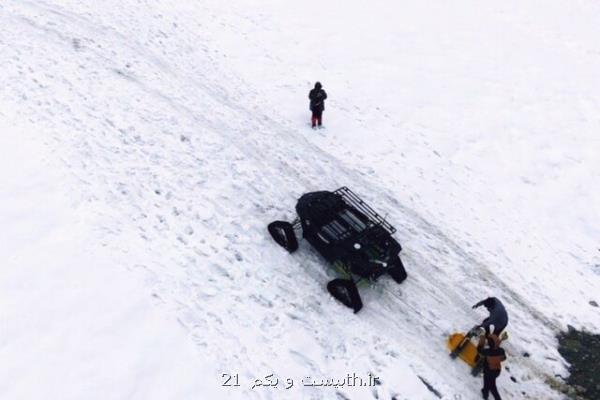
[477,334,506,400]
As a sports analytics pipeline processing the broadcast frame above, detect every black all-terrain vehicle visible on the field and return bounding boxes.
[268,187,407,312]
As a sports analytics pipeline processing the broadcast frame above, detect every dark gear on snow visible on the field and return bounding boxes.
[309,82,327,128]
[472,297,508,335]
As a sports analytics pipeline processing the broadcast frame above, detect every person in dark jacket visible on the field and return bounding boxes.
[477,334,507,400]
[308,81,327,128]
[472,297,508,335]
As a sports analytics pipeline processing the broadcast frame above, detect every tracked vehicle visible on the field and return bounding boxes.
[268,187,407,312]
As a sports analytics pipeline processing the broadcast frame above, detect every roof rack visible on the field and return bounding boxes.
[333,187,396,235]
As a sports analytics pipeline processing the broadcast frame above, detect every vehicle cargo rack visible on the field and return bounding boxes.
[333,187,396,235]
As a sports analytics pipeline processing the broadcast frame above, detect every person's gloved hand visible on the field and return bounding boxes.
[472,303,479,309]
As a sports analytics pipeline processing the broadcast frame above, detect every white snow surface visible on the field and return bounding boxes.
[1,1,600,399]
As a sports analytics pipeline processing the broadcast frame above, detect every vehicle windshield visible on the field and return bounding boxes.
[317,209,371,244]
[338,209,369,232]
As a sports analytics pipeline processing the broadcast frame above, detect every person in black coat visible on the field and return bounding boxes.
[472,297,508,335]
[308,81,327,128]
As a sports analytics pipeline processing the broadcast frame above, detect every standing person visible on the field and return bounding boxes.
[472,297,508,335]
[308,81,327,129]
[477,334,507,400]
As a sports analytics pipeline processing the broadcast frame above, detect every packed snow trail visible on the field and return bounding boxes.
[2,1,600,399]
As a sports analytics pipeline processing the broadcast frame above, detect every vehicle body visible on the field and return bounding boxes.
[268,187,407,312]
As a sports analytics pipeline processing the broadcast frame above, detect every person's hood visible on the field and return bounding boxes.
[315,82,322,89]
[483,297,496,310]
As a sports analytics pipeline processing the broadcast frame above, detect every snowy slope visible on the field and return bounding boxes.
[1,1,599,399]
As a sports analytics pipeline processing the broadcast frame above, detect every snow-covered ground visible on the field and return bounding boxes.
[1,1,599,399]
